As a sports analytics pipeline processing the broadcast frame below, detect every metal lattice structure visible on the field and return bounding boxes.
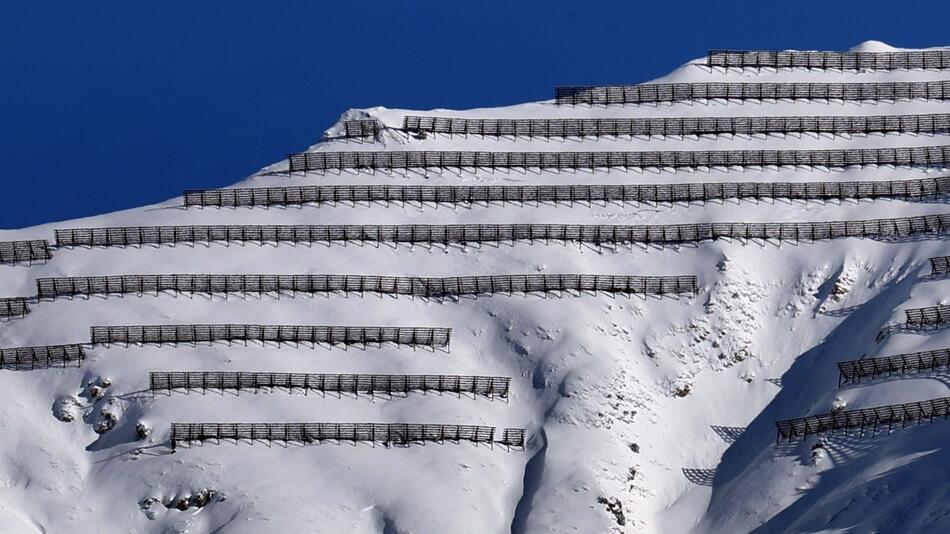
[286,147,950,172]
[554,81,950,105]
[402,113,950,137]
[338,120,383,138]
[0,298,30,319]
[150,371,511,399]
[89,324,451,348]
[905,304,950,326]
[706,49,950,70]
[775,397,950,442]
[170,422,526,449]
[0,344,85,370]
[184,177,950,208]
[0,240,52,265]
[52,214,950,248]
[929,256,950,278]
[37,273,698,299]
[837,348,950,385]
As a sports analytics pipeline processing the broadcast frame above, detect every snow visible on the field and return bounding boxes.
[849,40,898,53]
[2,41,950,533]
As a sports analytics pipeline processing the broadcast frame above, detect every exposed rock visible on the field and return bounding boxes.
[95,411,117,434]
[139,497,161,520]
[597,496,626,527]
[189,488,217,508]
[832,397,847,413]
[810,442,827,466]
[53,396,82,422]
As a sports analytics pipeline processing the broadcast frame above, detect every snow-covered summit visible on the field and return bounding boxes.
[2,43,950,533]
[850,40,900,52]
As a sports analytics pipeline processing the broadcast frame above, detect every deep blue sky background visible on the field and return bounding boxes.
[2,1,948,229]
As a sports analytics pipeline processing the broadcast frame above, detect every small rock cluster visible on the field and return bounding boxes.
[597,495,626,527]
[139,488,223,520]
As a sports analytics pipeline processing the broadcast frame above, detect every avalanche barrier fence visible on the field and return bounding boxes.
[775,397,950,442]
[337,119,382,138]
[0,240,52,265]
[0,298,29,319]
[554,81,950,105]
[36,273,698,299]
[150,371,511,398]
[401,113,950,137]
[905,304,950,326]
[89,324,451,348]
[837,348,950,385]
[0,344,86,370]
[52,214,950,248]
[183,177,950,207]
[705,49,950,70]
[170,422,526,449]
[286,146,950,172]
[930,256,950,278]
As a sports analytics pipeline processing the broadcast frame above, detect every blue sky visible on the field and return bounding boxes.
[2,1,948,229]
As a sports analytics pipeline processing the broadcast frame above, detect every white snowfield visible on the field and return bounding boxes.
[3,40,950,533]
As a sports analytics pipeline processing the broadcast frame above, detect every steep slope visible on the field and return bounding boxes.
[1,41,950,533]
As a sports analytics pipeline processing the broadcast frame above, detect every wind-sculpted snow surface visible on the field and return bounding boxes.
[2,41,950,533]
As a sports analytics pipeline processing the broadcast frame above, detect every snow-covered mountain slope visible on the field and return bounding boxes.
[2,41,950,533]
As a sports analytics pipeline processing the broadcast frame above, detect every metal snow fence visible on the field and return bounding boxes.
[150,371,511,399]
[170,422,525,448]
[837,348,950,385]
[0,298,30,319]
[89,324,451,348]
[929,256,950,278]
[286,146,950,172]
[338,119,383,138]
[183,176,950,207]
[52,214,950,248]
[706,49,950,70]
[37,274,698,299]
[0,344,85,370]
[554,81,950,105]
[905,304,950,326]
[0,240,52,265]
[775,397,950,442]
[402,113,950,138]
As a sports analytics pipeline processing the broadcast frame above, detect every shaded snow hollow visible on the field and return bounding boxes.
[2,41,950,533]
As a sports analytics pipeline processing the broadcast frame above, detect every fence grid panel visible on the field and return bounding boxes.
[339,119,383,138]
[0,344,85,370]
[89,324,451,348]
[0,240,52,265]
[930,256,950,278]
[905,304,950,326]
[555,81,950,105]
[37,273,698,299]
[402,113,950,138]
[53,214,950,248]
[0,298,30,319]
[706,49,950,70]
[838,348,950,385]
[170,422,525,448]
[184,176,950,207]
[286,147,950,172]
[151,371,511,398]
[775,397,950,441]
